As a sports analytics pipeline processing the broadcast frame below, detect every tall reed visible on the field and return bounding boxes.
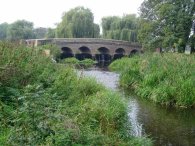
[109,53,195,108]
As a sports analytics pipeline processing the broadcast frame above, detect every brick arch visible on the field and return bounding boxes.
[98,47,110,54]
[115,48,125,55]
[76,46,92,60]
[78,46,91,54]
[129,49,139,57]
[113,48,126,60]
[61,47,74,59]
[61,47,73,53]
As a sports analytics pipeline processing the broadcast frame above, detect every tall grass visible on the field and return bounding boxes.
[0,42,152,145]
[60,57,96,68]
[109,53,195,108]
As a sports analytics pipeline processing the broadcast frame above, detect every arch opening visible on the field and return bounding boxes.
[115,48,125,54]
[113,48,126,60]
[60,47,74,59]
[76,46,92,60]
[129,49,139,57]
[79,46,91,54]
[95,47,111,66]
[98,47,110,54]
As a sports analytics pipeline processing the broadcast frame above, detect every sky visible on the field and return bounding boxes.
[0,0,144,28]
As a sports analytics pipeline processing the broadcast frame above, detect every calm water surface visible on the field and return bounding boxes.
[81,68,195,146]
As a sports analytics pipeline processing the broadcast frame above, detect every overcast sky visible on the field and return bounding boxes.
[0,0,144,28]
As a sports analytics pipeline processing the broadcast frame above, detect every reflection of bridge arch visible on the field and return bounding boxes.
[61,47,74,59]
[96,47,111,65]
[76,46,92,60]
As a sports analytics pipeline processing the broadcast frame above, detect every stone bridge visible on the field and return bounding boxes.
[26,38,142,62]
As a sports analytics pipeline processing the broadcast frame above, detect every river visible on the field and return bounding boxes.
[81,68,195,146]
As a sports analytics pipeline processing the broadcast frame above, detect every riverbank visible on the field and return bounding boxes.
[0,42,152,145]
[109,53,195,108]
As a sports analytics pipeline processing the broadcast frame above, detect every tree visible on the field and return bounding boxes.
[7,20,35,40]
[46,28,56,38]
[56,6,100,38]
[0,22,9,40]
[33,27,47,39]
[101,14,139,42]
[138,0,195,52]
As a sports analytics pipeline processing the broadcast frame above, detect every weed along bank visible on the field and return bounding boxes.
[109,53,195,145]
[0,42,152,145]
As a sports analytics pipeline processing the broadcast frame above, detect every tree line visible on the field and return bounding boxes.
[0,1,195,52]
[0,20,48,40]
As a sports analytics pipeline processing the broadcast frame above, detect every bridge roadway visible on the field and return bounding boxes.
[26,38,142,61]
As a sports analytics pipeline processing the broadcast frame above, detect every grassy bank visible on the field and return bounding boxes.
[109,53,195,108]
[0,42,152,145]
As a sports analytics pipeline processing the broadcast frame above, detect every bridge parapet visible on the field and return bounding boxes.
[26,38,142,60]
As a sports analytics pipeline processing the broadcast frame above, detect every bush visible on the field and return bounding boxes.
[79,59,96,68]
[60,57,80,65]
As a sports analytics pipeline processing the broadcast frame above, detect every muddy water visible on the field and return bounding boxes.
[81,68,195,146]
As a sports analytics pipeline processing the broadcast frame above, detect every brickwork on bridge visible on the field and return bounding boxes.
[26,38,142,56]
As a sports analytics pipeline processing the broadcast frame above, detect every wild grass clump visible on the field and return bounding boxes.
[109,53,195,108]
[60,57,96,68]
[60,57,80,65]
[0,41,152,145]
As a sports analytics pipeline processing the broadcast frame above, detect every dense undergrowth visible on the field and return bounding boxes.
[109,53,195,108]
[0,42,152,145]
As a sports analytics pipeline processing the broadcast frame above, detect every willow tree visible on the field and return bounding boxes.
[56,7,100,38]
[101,14,139,42]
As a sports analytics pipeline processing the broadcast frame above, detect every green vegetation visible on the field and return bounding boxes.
[109,53,195,108]
[60,57,80,65]
[0,20,48,40]
[0,42,152,145]
[102,14,139,42]
[138,0,195,52]
[60,58,96,68]
[79,58,96,68]
[56,6,100,38]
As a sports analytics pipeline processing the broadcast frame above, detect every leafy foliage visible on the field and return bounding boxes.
[0,23,8,40]
[7,20,35,40]
[0,21,49,40]
[138,0,195,51]
[102,14,139,42]
[0,42,152,145]
[60,58,96,68]
[56,7,100,38]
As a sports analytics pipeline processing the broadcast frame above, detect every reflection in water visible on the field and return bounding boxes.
[81,68,195,146]
[128,99,143,137]
[136,98,195,146]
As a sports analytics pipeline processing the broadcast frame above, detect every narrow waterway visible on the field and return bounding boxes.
[81,68,195,146]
